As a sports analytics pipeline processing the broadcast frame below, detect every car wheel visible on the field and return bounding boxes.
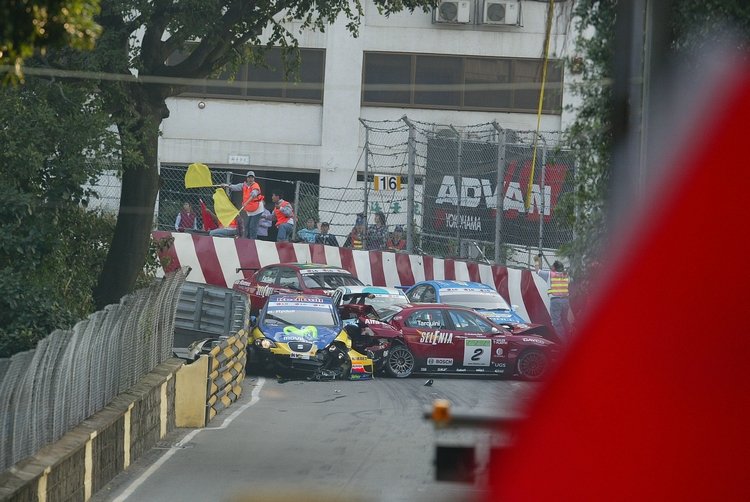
[385,344,415,378]
[516,349,549,381]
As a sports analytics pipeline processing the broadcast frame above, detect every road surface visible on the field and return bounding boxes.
[94,376,539,502]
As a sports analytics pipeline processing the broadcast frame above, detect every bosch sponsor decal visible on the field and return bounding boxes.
[427,357,454,366]
[418,330,454,345]
[463,339,492,367]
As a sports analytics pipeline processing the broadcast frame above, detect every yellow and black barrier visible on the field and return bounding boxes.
[205,331,247,423]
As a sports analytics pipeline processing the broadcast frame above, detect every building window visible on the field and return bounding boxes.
[169,47,326,103]
[362,52,563,114]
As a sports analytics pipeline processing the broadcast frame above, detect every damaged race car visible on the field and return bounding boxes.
[249,293,374,381]
[332,285,410,323]
[346,303,558,381]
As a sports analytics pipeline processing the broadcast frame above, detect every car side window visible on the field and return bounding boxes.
[421,286,437,303]
[405,309,446,329]
[447,309,493,332]
[256,267,278,285]
[407,286,425,302]
[277,267,300,289]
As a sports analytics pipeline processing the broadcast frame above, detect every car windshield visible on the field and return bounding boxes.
[440,291,511,310]
[263,302,338,327]
[303,273,364,289]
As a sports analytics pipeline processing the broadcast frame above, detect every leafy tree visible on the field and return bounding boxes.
[82,0,436,309]
[562,0,750,283]
[0,0,101,74]
[0,73,116,357]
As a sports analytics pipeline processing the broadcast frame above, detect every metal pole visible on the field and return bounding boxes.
[492,122,506,264]
[363,124,370,225]
[402,116,416,254]
[450,126,462,258]
[293,180,301,242]
[537,140,547,256]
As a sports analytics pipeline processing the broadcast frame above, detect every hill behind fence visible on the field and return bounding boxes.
[0,269,187,473]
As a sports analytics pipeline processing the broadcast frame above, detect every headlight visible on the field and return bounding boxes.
[255,338,276,349]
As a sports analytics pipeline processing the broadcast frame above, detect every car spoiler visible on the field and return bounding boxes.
[236,267,260,273]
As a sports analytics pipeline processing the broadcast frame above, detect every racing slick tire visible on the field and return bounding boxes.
[516,349,549,381]
[385,344,415,378]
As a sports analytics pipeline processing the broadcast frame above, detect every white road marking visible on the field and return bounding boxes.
[112,377,265,502]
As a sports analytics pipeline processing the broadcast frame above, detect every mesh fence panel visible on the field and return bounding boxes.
[153,119,574,265]
[0,269,187,473]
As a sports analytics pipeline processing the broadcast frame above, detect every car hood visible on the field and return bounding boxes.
[259,323,341,350]
[475,308,526,324]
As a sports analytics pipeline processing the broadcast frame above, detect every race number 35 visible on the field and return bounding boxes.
[463,339,491,367]
[373,174,401,191]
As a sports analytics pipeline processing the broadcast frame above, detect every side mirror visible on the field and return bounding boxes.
[491,326,500,333]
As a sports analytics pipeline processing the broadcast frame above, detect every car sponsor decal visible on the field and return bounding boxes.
[300,268,352,275]
[427,357,454,366]
[255,285,274,297]
[463,339,492,367]
[418,330,454,345]
[279,325,318,342]
[522,337,545,344]
[415,320,442,328]
[289,353,310,359]
[274,295,326,303]
[495,348,504,356]
[493,338,508,345]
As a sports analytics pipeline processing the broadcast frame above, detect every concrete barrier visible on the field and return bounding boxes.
[0,359,183,502]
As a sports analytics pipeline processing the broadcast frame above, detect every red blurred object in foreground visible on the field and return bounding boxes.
[489,66,750,500]
[199,198,218,231]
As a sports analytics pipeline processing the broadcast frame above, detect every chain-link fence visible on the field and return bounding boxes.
[155,118,575,266]
[0,269,187,472]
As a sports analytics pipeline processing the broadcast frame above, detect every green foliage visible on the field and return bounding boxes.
[0,72,116,357]
[0,0,102,77]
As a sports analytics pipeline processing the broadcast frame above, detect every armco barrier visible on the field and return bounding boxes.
[153,231,553,327]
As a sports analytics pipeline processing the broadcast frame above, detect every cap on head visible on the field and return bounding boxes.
[246,171,255,178]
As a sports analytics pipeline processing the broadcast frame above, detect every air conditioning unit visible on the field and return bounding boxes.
[483,1,520,25]
[434,0,472,24]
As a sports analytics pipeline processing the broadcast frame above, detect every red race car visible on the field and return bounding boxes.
[348,303,558,380]
[233,263,364,314]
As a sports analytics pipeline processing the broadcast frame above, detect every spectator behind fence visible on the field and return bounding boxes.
[534,255,572,341]
[386,225,406,251]
[344,220,366,250]
[367,211,388,250]
[256,206,273,241]
[315,222,339,247]
[272,191,295,242]
[297,217,319,243]
[175,202,197,231]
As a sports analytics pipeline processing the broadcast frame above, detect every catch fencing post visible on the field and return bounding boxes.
[450,125,463,258]
[293,180,301,241]
[359,119,370,224]
[402,116,416,254]
[492,121,507,264]
[537,140,547,256]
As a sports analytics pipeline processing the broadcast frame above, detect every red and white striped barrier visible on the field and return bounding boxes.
[153,231,552,325]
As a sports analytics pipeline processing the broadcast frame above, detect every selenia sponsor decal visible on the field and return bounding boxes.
[463,339,491,367]
[427,357,454,366]
[418,330,454,345]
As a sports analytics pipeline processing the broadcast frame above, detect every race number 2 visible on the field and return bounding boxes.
[463,339,491,367]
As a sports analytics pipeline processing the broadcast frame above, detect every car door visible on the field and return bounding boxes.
[249,266,279,312]
[445,308,506,374]
[401,308,457,372]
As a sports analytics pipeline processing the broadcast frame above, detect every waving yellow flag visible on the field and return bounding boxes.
[212,189,240,227]
[185,163,215,188]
